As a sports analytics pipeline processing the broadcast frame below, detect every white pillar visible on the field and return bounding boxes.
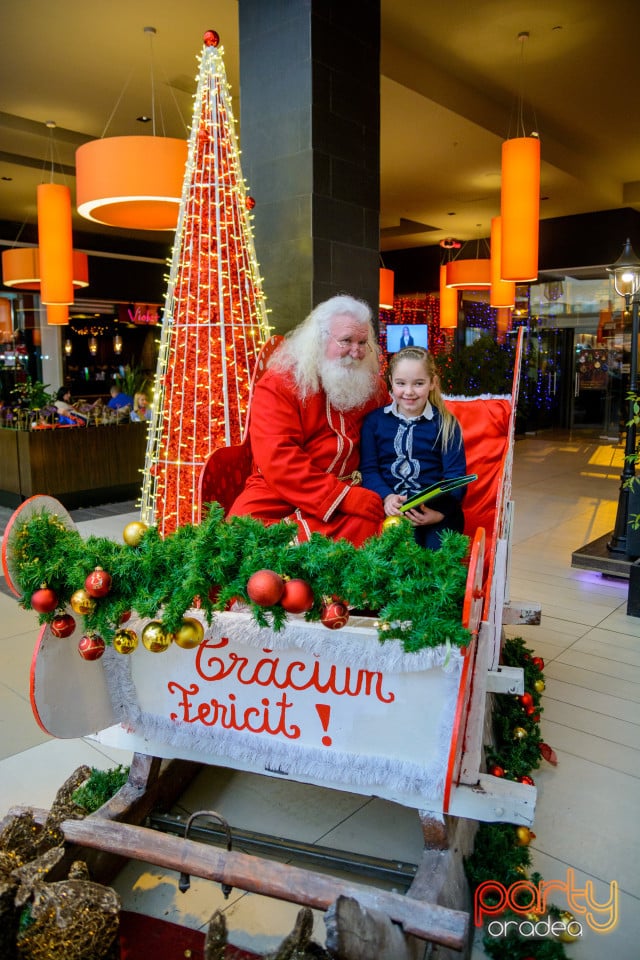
[38,303,64,393]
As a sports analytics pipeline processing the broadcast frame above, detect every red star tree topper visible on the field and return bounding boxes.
[141,31,270,535]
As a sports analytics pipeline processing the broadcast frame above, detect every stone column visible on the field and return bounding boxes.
[239,0,381,332]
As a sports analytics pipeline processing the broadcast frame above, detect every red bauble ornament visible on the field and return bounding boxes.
[247,569,285,607]
[532,656,545,671]
[489,765,505,777]
[539,742,558,765]
[50,613,76,638]
[119,610,132,623]
[203,29,220,47]
[31,587,58,613]
[518,775,535,785]
[280,579,314,614]
[78,633,105,661]
[519,692,534,709]
[246,196,256,210]
[321,600,350,630]
[84,566,112,599]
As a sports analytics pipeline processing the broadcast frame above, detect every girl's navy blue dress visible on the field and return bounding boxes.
[360,401,467,549]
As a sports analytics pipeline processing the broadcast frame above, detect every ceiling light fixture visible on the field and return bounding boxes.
[500,31,541,282]
[1,247,88,291]
[75,27,187,231]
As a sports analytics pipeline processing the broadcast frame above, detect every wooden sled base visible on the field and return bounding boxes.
[13,801,470,954]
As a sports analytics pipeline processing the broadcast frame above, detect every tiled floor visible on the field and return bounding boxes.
[0,432,639,958]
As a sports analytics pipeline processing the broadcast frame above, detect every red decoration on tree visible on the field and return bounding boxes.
[78,633,105,661]
[30,587,58,613]
[50,614,76,638]
[247,569,285,607]
[246,196,256,210]
[518,692,534,709]
[518,775,535,785]
[140,33,270,535]
[84,566,112,598]
[532,656,545,671]
[321,600,350,630]
[280,579,314,614]
[489,765,505,777]
[539,742,558,765]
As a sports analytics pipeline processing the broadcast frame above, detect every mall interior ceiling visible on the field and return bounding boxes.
[1,0,639,295]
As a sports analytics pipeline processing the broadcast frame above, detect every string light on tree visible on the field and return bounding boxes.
[141,30,271,535]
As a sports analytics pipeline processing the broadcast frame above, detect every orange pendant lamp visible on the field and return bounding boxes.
[500,135,540,281]
[379,267,395,309]
[0,297,12,337]
[75,136,187,230]
[1,247,89,292]
[37,183,74,305]
[439,265,459,327]
[490,216,516,308]
[46,305,69,326]
[445,257,491,290]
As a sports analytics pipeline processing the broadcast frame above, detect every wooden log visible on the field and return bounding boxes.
[325,896,423,960]
[14,807,469,950]
[502,600,541,625]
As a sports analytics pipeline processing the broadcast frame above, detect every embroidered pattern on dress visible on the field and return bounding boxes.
[391,421,421,494]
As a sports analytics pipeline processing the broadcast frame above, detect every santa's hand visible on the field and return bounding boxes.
[343,485,385,521]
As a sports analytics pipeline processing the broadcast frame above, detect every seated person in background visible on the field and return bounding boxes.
[359,346,467,550]
[228,294,388,547]
[107,385,133,416]
[131,392,151,421]
[54,386,88,426]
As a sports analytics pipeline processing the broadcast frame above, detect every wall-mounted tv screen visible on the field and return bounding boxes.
[385,323,429,354]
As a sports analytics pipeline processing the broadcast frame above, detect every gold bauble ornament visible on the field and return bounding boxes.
[113,628,139,655]
[141,620,173,653]
[382,515,403,531]
[513,725,528,739]
[557,910,580,942]
[123,520,149,547]
[534,678,545,693]
[70,588,97,616]
[174,617,205,650]
[515,825,535,846]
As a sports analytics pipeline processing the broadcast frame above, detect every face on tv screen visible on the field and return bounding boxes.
[385,323,428,354]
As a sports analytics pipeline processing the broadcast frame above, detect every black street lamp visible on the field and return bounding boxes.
[606,238,640,557]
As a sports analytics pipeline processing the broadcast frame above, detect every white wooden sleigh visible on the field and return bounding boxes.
[1,328,539,955]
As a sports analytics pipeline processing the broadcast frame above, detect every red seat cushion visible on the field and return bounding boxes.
[445,397,512,568]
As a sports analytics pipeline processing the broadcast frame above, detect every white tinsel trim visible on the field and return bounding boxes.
[197,610,463,674]
[443,393,512,402]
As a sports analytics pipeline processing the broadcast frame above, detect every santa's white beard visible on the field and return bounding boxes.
[319,356,377,410]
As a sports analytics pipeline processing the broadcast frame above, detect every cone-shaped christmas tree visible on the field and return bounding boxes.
[141,30,271,536]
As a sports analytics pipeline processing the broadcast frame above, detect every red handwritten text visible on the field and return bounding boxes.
[168,685,301,738]
[195,638,395,703]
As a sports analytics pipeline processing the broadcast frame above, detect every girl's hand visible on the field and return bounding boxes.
[403,504,445,527]
[383,493,406,517]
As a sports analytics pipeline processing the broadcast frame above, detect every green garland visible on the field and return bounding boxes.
[10,505,472,652]
[465,638,573,959]
[72,765,130,814]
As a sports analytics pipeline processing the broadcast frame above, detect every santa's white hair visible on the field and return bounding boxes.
[269,294,380,409]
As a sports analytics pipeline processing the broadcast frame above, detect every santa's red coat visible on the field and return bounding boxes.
[228,367,388,545]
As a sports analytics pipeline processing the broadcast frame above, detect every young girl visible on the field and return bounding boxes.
[360,347,467,549]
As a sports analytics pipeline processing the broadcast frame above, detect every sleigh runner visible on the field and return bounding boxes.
[1,328,538,953]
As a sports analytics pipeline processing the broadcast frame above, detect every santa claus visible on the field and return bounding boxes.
[228,294,388,546]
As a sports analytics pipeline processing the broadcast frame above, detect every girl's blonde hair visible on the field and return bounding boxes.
[387,346,462,452]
